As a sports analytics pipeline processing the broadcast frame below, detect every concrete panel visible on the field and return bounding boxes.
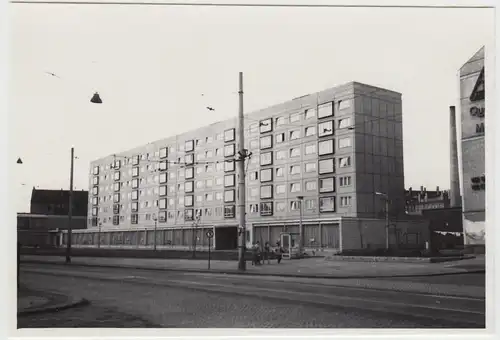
[461,138,485,213]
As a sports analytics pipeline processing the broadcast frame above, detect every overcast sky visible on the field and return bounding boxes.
[10,4,494,212]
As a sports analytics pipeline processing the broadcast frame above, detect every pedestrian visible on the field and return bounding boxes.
[276,241,284,264]
[251,241,261,266]
[263,241,271,265]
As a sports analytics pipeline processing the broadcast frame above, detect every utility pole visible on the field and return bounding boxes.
[297,195,304,255]
[385,198,389,250]
[237,72,247,271]
[65,147,74,264]
[153,216,158,251]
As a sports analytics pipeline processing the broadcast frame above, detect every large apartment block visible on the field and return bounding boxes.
[79,81,409,251]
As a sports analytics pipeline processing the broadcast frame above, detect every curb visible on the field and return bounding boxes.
[21,259,485,279]
[18,295,90,316]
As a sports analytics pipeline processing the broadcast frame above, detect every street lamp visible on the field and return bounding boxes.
[153,215,158,251]
[297,195,304,254]
[375,192,390,250]
[98,222,102,248]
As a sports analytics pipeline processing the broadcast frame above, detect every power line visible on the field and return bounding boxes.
[9,1,492,8]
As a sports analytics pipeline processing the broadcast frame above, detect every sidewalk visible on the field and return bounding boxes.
[17,285,89,316]
[21,254,485,279]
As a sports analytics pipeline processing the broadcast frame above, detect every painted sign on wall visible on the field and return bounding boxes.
[461,67,485,139]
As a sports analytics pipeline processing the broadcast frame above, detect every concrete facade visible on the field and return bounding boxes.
[65,81,405,251]
[459,47,485,249]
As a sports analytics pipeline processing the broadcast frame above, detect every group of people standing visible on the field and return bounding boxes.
[250,240,285,266]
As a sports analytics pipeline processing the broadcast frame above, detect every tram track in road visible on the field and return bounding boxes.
[21,263,485,328]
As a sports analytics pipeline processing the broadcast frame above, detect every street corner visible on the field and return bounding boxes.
[17,287,90,317]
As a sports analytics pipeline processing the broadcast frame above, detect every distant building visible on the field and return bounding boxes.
[405,186,450,216]
[17,188,88,247]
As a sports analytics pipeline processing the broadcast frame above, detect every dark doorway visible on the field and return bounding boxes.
[215,226,238,250]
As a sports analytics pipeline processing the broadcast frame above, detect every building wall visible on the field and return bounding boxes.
[353,84,404,219]
[459,47,485,247]
[341,218,430,251]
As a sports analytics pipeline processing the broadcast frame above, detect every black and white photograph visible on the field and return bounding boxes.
[1,0,496,337]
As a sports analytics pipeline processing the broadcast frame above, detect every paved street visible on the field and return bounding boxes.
[18,263,485,328]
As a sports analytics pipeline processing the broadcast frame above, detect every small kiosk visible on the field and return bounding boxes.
[279,232,304,260]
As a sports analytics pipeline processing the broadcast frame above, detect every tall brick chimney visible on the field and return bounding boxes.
[449,106,461,207]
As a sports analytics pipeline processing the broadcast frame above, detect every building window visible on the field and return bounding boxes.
[185,209,194,221]
[276,202,286,212]
[260,152,273,166]
[260,202,273,216]
[92,186,98,196]
[132,178,139,189]
[305,143,316,155]
[260,118,273,133]
[132,202,139,212]
[185,195,194,207]
[185,140,194,152]
[319,140,334,155]
[320,197,336,212]
[159,173,167,184]
[159,160,168,171]
[224,128,236,142]
[159,147,168,159]
[338,137,352,148]
[289,112,300,123]
[276,184,286,194]
[185,154,194,165]
[318,102,334,119]
[92,207,98,216]
[114,182,121,192]
[338,99,351,110]
[341,177,353,187]
[93,166,99,175]
[196,180,204,189]
[320,177,335,193]
[305,162,316,173]
[318,121,334,137]
[306,180,317,191]
[260,168,273,182]
[92,197,98,206]
[215,192,223,201]
[290,148,300,158]
[158,198,167,209]
[290,130,301,140]
[224,205,236,218]
[275,116,285,127]
[204,208,212,217]
[338,117,352,129]
[93,176,99,185]
[340,196,352,207]
[305,108,316,120]
[250,171,258,181]
[132,190,138,200]
[249,187,259,198]
[305,126,316,137]
[276,167,284,177]
[185,167,194,179]
[290,200,300,211]
[224,174,235,187]
[290,182,301,193]
[113,215,120,225]
[170,171,176,179]
[250,204,259,214]
[260,185,273,199]
[215,177,223,186]
[205,150,213,158]
[114,171,121,181]
[113,204,120,214]
[339,156,351,168]
[113,160,121,170]
[113,193,120,203]
[224,144,235,157]
[158,211,167,223]
[305,199,316,211]
[205,193,213,201]
[276,133,285,144]
[215,148,222,157]
[276,150,287,160]
[185,181,194,193]
[224,160,235,172]
[319,158,335,174]
[224,189,235,203]
[205,179,213,188]
[290,165,301,175]
[260,135,273,149]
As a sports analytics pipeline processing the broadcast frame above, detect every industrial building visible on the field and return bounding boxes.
[63,81,429,252]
